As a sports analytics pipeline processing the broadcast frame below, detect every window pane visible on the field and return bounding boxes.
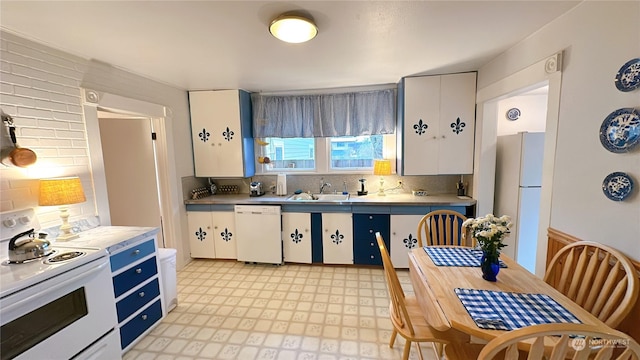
[330,135,383,170]
[262,137,315,170]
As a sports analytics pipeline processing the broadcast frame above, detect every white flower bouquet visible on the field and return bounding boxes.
[462,214,512,262]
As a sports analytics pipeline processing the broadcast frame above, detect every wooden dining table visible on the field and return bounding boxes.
[408,247,613,343]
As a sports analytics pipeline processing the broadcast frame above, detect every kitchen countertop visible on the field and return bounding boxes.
[57,226,160,254]
[185,193,476,207]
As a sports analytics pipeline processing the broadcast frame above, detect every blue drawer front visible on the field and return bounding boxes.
[110,239,156,272]
[116,278,160,323]
[353,214,390,265]
[119,299,162,349]
[113,257,158,298]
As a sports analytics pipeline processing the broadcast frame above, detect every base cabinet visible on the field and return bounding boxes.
[211,211,237,259]
[390,215,424,268]
[187,211,237,259]
[321,213,353,264]
[109,236,162,352]
[187,211,215,258]
[282,212,312,263]
[353,214,390,265]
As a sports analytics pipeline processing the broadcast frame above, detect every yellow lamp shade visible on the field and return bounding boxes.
[373,159,392,176]
[39,177,86,206]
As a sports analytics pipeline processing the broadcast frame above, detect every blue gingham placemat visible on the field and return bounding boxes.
[424,247,507,268]
[455,288,582,331]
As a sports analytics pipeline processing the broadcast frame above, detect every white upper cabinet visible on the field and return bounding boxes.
[189,90,255,177]
[398,72,477,175]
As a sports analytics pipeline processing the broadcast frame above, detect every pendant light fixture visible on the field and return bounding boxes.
[269,13,318,43]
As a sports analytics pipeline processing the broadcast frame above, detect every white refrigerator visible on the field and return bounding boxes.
[494,132,544,273]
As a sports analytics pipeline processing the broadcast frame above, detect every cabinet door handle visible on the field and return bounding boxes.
[370,255,375,259]
[305,229,309,233]
[432,136,437,139]
[370,242,374,246]
[133,249,140,255]
[141,314,148,320]
[214,226,218,230]
[369,229,373,234]
[139,292,145,297]
[441,135,446,139]
[369,216,373,220]
[135,268,142,274]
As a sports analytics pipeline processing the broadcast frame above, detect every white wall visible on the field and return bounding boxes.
[497,93,547,136]
[0,30,194,269]
[479,1,640,261]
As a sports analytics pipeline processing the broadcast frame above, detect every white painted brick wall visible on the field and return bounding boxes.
[0,31,94,228]
[0,30,193,269]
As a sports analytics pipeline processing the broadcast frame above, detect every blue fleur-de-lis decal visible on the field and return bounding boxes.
[413,119,428,135]
[403,234,417,249]
[291,229,303,244]
[195,227,207,241]
[199,128,210,142]
[222,127,234,141]
[221,228,233,242]
[331,230,344,245]
[450,117,466,134]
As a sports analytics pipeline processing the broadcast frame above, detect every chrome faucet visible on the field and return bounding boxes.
[319,181,331,194]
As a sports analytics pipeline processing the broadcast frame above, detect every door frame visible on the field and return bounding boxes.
[82,89,175,248]
[473,52,563,277]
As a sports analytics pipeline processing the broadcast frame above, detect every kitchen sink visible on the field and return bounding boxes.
[287,193,350,201]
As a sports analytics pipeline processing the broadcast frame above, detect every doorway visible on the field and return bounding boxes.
[473,52,563,276]
[82,90,173,249]
[97,113,162,233]
[492,84,549,273]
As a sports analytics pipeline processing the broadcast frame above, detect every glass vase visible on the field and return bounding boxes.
[480,251,500,282]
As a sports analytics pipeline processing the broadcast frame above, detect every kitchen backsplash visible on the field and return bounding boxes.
[182,174,472,200]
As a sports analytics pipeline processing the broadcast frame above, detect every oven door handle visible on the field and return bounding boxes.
[2,260,109,314]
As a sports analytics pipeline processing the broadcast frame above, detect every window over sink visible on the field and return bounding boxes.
[257,134,396,174]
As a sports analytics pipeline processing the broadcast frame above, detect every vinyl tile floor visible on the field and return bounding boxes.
[124,259,440,360]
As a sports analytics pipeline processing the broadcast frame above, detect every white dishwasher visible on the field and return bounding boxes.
[234,205,283,264]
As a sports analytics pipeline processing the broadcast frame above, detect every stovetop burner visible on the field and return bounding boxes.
[1,208,108,299]
[44,251,86,264]
[1,250,58,265]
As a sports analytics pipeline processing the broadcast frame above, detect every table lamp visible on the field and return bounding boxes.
[373,159,391,196]
[39,176,86,241]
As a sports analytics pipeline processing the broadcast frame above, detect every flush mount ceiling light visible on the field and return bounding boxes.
[269,14,318,43]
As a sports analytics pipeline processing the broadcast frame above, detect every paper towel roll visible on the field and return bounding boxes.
[276,173,287,195]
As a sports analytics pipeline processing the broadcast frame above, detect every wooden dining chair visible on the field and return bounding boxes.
[416,209,472,247]
[543,241,639,328]
[474,323,640,360]
[375,232,469,360]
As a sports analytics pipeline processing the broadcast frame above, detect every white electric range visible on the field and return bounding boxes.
[0,208,121,360]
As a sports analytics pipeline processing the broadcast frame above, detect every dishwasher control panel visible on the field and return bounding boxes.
[234,205,281,215]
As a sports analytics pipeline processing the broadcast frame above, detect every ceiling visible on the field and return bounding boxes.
[0,1,580,93]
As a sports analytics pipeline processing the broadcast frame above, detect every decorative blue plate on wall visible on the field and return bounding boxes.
[506,108,521,121]
[602,172,634,201]
[614,58,640,92]
[599,108,640,153]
